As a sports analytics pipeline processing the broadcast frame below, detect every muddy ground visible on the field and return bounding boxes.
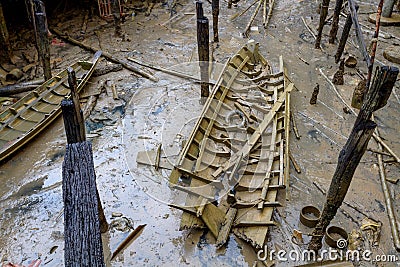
[0,0,400,266]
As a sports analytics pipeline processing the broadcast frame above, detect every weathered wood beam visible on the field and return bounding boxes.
[308,66,399,252]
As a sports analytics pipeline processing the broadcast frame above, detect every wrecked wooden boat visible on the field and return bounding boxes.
[169,41,293,249]
[0,51,102,162]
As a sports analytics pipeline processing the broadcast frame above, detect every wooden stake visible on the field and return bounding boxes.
[34,0,51,80]
[309,84,319,105]
[335,6,358,63]
[328,0,344,44]
[212,0,219,42]
[111,0,122,37]
[197,17,210,99]
[366,0,384,89]
[315,0,331,49]
[308,66,398,252]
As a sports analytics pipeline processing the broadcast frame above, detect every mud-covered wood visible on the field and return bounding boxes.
[335,7,357,63]
[0,80,44,96]
[51,28,158,82]
[308,65,399,252]
[93,64,123,77]
[328,0,344,44]
[197,17,210,98]
[196,1,204,19]
[315,0,330,49]
[212,0,219,42]
[34,0,51,81]
[63,141,105,267]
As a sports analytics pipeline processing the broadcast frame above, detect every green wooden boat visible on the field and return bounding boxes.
[0,51,102,162]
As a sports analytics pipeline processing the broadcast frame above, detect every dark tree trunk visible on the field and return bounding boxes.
[308,66,399,252]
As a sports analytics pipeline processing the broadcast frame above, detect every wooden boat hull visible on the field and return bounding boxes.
[0,51,102,162]
[169,41,292,249]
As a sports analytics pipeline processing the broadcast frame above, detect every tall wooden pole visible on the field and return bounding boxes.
[308,66,399,252]
[61,67,109,266]
[33,0,51,81]
[197,17,210,99]
[315,0,330,49]
[212,0,219,42]
[328,0,344,44]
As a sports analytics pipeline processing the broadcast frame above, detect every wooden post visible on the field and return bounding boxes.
[308,66,399,252]
[61,67,109,265]
[197,17,210,99]
[328,0,344,44]
[62,140,106,267]
[315,0,330,49]
[0,3,11,61]
[111,0,122,37]
[33,0,51,81]
[382,0,396,17]
[334,6,358,63]
[196,1,204,19]
[212,0,219,42]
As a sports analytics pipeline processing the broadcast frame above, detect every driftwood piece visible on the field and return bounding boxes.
[315,0,331,49]
[62,141,105,267]
[230,0,258,21]
[110,224,146,260]
[93,64,123,77]
[308,66,398,252]
[0,79,44,96]
[264,0,275,29]
[289,151,301,173]
[51,28,157,82]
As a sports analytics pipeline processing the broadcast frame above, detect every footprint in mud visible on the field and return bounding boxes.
[307,129,321,143]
